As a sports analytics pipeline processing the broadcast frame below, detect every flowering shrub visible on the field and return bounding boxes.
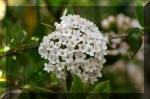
[39,15,108,84]
[0,0,146,98]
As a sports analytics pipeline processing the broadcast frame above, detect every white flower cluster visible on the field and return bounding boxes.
[39,15,108,84]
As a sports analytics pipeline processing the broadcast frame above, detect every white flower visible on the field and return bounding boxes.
[101,43,107,50]
[63,54,73,63]
[78,44,87,52]
[58,49,67,57]
[72,68,81,76]
[75,52,86,63]
[56,62,65,71]
[97,72,102,77]
[94,43,101,52]
[67,63,75,71]
[38,44,47,58]
[39,14,108,84]
[80,73,89,83]
[90,76,98,85]
[55,71,66,80]
[44,63,54,73]
[54,41,61,48]
[50,55,59,64]
[84,59,97,72]
[67,46,74,53]
[44,52,51,60]
[72,62,80,69]
[46,41,54,50]
[86,45,94,56]
[67,40,77,48]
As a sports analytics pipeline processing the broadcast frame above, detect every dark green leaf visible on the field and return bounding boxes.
[23,60,50,85]
[91,80,111,93]
[19,89,30,99]
[127,28,142,58]
[66,71,73,92]
[135,1,144,27]
[62,5,74,16]
[70,74,84,93]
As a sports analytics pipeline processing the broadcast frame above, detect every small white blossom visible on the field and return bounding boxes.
[56,62,65,71]
[63,54,73,63]
[86,45,94,56]
[75,52,86,63]
[54,41,61,48]
[55,71,66,80]
[46,41,54,50]
[80,73,89,83]
[44,63,54,73]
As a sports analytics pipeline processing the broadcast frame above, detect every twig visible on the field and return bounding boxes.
[41,23,55,30]
[0,45,39,59]
[109,35,128,40]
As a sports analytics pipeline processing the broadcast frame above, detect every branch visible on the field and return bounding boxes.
[109,35,128,40]
[0,45,39,59]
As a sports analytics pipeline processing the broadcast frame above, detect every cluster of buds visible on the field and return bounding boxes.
[101,14,141,32]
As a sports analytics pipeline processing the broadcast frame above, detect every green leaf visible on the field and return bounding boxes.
[16,30,27,44]
[91,80,111,93]
[6,22,27,45]
[41,23,55,30]
[135,1,144,27]
[50,72,58,86]
[69,74,86,99]
[70,74,84,93]
[62,5,74,16]
[28,82,55,93]
[127,28,142,58]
